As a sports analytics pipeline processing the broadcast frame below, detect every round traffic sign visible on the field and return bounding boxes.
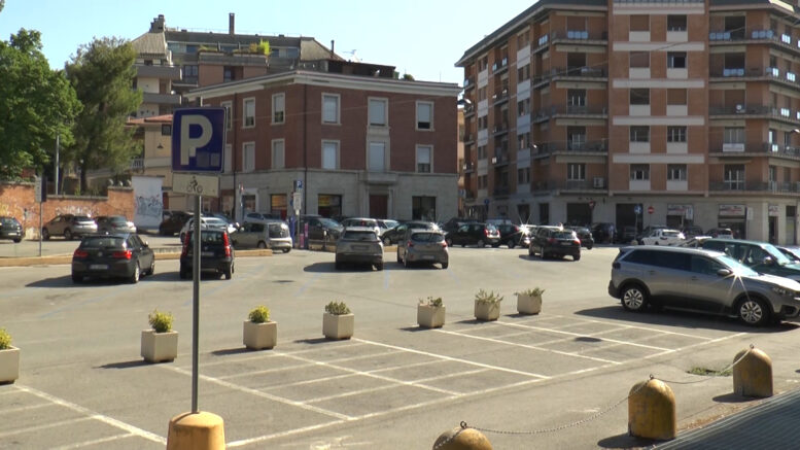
[647,206,654,214]
[634,205,642,214]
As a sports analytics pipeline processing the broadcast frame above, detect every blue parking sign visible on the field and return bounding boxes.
[172,108,226,173]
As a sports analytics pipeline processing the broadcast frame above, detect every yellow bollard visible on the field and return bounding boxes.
[167,411,226,450]
[732,347,772,398]
[433,424,492,450]
[628,378,676,441]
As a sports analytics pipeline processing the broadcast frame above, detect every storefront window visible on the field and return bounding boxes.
[318,194,342,218]
[412,196,436,221]
[271,194,288,220]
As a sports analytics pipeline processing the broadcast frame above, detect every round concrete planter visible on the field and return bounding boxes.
[474,301,501,321]
[141,330,178,363]
[323,313,354,340]
[0,346,20,384]
[243,321,277,350]
[516,294,542,315]
[417,305,446,328]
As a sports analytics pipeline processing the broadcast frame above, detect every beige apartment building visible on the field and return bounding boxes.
[457,0,800,244]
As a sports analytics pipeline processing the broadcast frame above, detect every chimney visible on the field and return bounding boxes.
[229,13,235,35]
[150,14,166,33]
[330,40,335,59]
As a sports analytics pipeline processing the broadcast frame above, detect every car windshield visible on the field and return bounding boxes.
[343,231,377,241]
[319,218,341,229]
[412,232,444,243]
[188,231,226,244]
[764,244,795,266]
[80,236,125,249]
[75,216,94,223]
[716,254,759,277]
[1,217,19,226]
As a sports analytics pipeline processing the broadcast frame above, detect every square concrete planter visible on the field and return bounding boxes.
[417,305,446,328]
[323,313,354,340]
[141,330,178,363]
[0,347,20,384]
[517,294,542,315]
[474,301,501,321]
[243,321,277,350]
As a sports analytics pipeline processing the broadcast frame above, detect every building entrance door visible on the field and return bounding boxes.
[370,194,388,219]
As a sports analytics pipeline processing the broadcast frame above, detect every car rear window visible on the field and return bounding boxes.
[554,231,576,239]
[80,236,125,249]
[187,231,226,244]
[412,232,444,243]
[75,216,94,223]
[343,231,377,241]
[268,223,289,238]
[0,217,19,226]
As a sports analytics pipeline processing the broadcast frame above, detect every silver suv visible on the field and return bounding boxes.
[335,227,384,271]
[608,246,800,326]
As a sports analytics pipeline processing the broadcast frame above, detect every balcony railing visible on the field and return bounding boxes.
[709,29,800,54]
[713,143,800,157]
[464,77,475,90]
[463,104,475,117]
[533,140,608,155]
[550,30,608,41]
[142,92,182,105]
[533,66,607,86]
[709,181,800,193]
[130,157,144,171]
[463,161,475,173]
[532,179,607,191]
[492,89,509,106]
[532,105,608,121]
[492,151,509,166]
[709,104,800,123]
[136,65,182,80]
[492,58,509,74]
[492,122,509,136]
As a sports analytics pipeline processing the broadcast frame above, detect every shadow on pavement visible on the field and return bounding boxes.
[517,254,576,263]
[97,360,149,370]
[303,262,381,273]
[399,326,430,333]
[293,337,331,345]
[212,347,252,357]
[712,393,757,404]
[597,433,660,449]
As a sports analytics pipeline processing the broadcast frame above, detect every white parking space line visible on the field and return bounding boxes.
[0,402,53,415]
[0,417,94,439]
[640,332,749,361]
[188,342,371,369]
[227,420,347,448]
[50,433,135,450]
[496,322,673,352]
[215,362,315,380]
[13,385,167,445]
[545,314,716,341]
[270,358,453,390]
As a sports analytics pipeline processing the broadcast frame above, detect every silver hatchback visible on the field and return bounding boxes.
[608,246,800,326]
[335,227,384,271]
[397,229,449,269]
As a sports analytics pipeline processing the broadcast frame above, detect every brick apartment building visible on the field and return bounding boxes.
[185,71,461,222]
[457,0,800,244]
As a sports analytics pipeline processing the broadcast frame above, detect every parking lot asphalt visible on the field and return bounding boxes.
[2,246,800,448]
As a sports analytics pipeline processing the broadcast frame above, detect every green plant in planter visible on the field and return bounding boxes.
[419,296,443,308]
[325,301,351,315]
[474,289,503,305]
[516,288,545,297]
[0,328,11,350]
[148,310,173,333]
[248,305,271,323]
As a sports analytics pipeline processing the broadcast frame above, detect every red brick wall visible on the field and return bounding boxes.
[0,182,134,237]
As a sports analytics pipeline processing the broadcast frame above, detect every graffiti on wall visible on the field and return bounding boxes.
[136,195,163,219]
[54,205,100,217]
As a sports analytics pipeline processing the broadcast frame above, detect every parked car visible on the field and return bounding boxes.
[528,227,581,261]
[231,220,292,253]
[71,233,155,284]
[494,224,527,249]
[616,226,637,245]
[445,223,500,248]
[777,246,800,263]
[397,229,449,269]
[701,239,800,282]
[681,225,704,239]
[180,217,233,243]
[0,216,23,243]
[679,236,712,248]
[639,229,685,246]
[244,211,282,222]
[341,217,381,236]
[608,246,800,326]
[441,217,479,234]
[634,225,668,245]
[335,227,384,270]
[382,221,439,245]
[158,211,191,236]
[179,230,235,280]
[95,215,136,234]
[42,214,98,240]
[376,219,400,236]
[298,215,343,247]
[707,227,735,239]
[591,223,616,244]
[567,226,595,250]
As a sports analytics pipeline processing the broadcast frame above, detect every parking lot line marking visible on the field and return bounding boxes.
[0,417,94,439]
[49,433,134,450]
[14,384,167,445]
[545,315,715,341]
[641,332,748,361]
[0,402,53,415]
[295,272,321,297]
[227,420,346,448]
[434,329,622,364]
[161,365,354,421]
[215,362,316,380]
[352,338,550,379]
[496,322,673,352]
[270,359,454,390]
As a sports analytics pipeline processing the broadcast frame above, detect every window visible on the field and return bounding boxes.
[667,15,687,32]
[724,164,745,189]
[630,15,649,32]
[322,141,339,170]
[224,144,232,173]
[477,145,488,159]
[517,98,531,116]
[630,164,650,180]
[690,255,724,276]
[417,101,433,130]
[369,98,388,126]
[668,52,687,69]
[368,142,386,172]
[161,124,172,136]
[668,164,687,181]
[518,133,531,150]
[630,52,649,68]
[478,175,488,189]
[567,163,586,181]
[478,87,487,101]
[724,127,745,144]
[220,101,232,130]
[183,65,198,77]
[630,126,650,142]
[272,93,285,124]
[667,89,687,105]
[517,64,531,81]
[769,128,777,144]
[412,196,436,221]
[416,145,432,173]
[667,126,687,143]
[224,66,234,82]
[567,127,586,150]
[517,167,530,184]
[479,56,488,71]
[630,89,650,105]
[517,32,530,48]
[243,98,255,128]
[769,166,777,183]
[478,116,488,130]
[322,94,339,124]
[271,139,285,169]
[567,89,586,107]
[243,142,255,173]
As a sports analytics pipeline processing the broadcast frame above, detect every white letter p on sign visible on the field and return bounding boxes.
[180,115,213,165]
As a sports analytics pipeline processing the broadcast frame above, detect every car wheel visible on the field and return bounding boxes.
[621,284,647,312]
[587,245,593,250]
[654,242,659,246]
[224,268,233,280]
[129,263,140,284]
[64,229,73,240]
[383,236,392,246]
[42,228,50,240]
[507,241,515,249]
[441,261,449,269]
[149,260,155,276]
[71,274,83,283]
[445,238,453,247]
[257,241,267,249]
[737,297,770,326]
[403,254,410,268]
[476,239,485,248]
[13,238,21,243]
[179,267,189,279]
[282,248,291,253]
[574,254,581,261]
[376,262,384,271]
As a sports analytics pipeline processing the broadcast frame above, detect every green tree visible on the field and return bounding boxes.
[65,37,141,192]
[0,29,79,178]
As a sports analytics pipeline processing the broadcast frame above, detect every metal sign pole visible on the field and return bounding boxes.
[192,193,201,413]
[38,202,42,257]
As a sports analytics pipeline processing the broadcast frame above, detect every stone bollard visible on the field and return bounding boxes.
[732,346,772,398]
[628,378,676,441]
[433,424,492,450]
[167,411,226,450]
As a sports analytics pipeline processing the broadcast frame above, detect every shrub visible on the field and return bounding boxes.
[474,289,503,305]
[515,288,545,297]
[419,296,443,308]
[248,305,271,323]
[325,301,351,315]
[0,328,11,350]
[148,310,173,333]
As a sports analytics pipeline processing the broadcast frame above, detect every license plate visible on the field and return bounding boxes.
[89,264,108,270]
[202,251,214,257]
[353,245,368,251]
[422,255,435,260]
[561,242,572,246]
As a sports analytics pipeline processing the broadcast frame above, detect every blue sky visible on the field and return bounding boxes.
[0,0,534,84]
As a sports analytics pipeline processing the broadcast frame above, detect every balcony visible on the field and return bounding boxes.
[711,143,800,158]
[130,157,144,171]
[463,104,475,118]
[709,181,800,193]
[136,65,182,80]
[709,66,800,91]
[463,161,475,173]
[709,29,800,58]
[492,89,509,106]
[709,104,800,125]
[197,50,268,67]
[550,30,608,43]
[533,140,608,156]
[532,179,607,192]
[492,151,509,166]
[532,66,607,88]
[464,76,475,90]
[532,105,608,123]
[492,58,509,75]
[492,122,509,137]
[493,185,510,197]
[142,92,182,105]
[463,133,475,145]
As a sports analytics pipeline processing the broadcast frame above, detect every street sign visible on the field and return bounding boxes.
[172,108,226,173]
[484,198,490,206]
[647,205,655,214]
[292,192,303,212]
[294,179,303,190]
[173,173,220,198]
[34,176,46,203]
[634,205,642,215]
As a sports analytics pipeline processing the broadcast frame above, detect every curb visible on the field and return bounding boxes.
[0,249,273,268]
